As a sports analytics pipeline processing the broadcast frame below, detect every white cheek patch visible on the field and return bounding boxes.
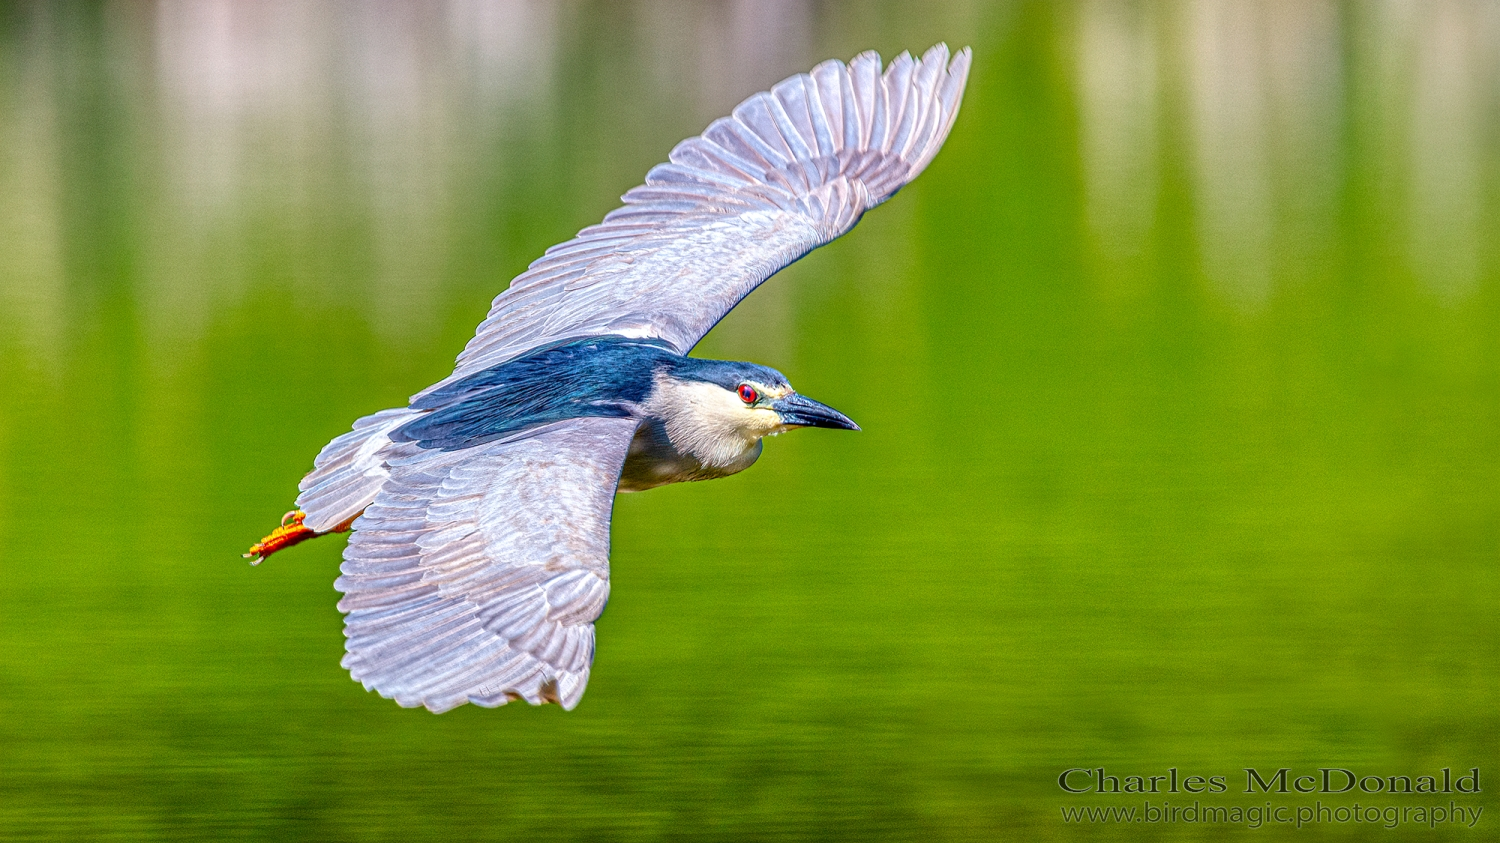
[646,377,790,467]
[674,380,749,420]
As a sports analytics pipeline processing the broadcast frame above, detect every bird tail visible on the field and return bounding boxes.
[243,405,417,558]
[244,407,417,563]
[294,407,417,533]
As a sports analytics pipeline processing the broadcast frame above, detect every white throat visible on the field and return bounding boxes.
[643,374,783,469]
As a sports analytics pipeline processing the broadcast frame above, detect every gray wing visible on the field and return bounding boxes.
[335,417,636,712]
[415,44,971,402]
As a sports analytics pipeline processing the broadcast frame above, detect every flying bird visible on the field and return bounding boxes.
[246,45,971,712]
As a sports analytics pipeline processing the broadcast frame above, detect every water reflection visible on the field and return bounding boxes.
[0,0,840,356]
[1194,0,1340,305]
[1403,0,1492,300]
[0,12,68,361]
[4,0,1496,356]
[1071,0,1494,304]
[1075,0,1158,259]
[148,0,564,340]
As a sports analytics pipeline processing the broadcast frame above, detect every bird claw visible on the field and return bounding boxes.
[244,510,315,565]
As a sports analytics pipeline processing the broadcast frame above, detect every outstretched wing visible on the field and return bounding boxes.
[335,417,636,712]
[415,44,970,402]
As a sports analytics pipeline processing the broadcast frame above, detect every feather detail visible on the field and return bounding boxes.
[415,46,971,399]
[334,418,635,712]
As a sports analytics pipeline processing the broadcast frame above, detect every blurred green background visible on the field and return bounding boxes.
[1,1,1496,840]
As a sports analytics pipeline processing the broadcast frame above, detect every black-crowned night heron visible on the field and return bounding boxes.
[247,45,971,712]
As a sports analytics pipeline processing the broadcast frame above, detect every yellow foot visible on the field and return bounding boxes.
[244,510,316,565]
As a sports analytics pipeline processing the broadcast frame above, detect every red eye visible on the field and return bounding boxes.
[737,384,759,404]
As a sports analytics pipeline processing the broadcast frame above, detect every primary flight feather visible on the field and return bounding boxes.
[247,45,971,712]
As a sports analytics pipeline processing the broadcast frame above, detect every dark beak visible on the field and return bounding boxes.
[772,393,860,431]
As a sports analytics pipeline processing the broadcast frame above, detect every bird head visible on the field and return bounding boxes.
[669,359,860,443]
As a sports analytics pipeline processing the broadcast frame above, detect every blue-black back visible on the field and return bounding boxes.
[392,336,678,450]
